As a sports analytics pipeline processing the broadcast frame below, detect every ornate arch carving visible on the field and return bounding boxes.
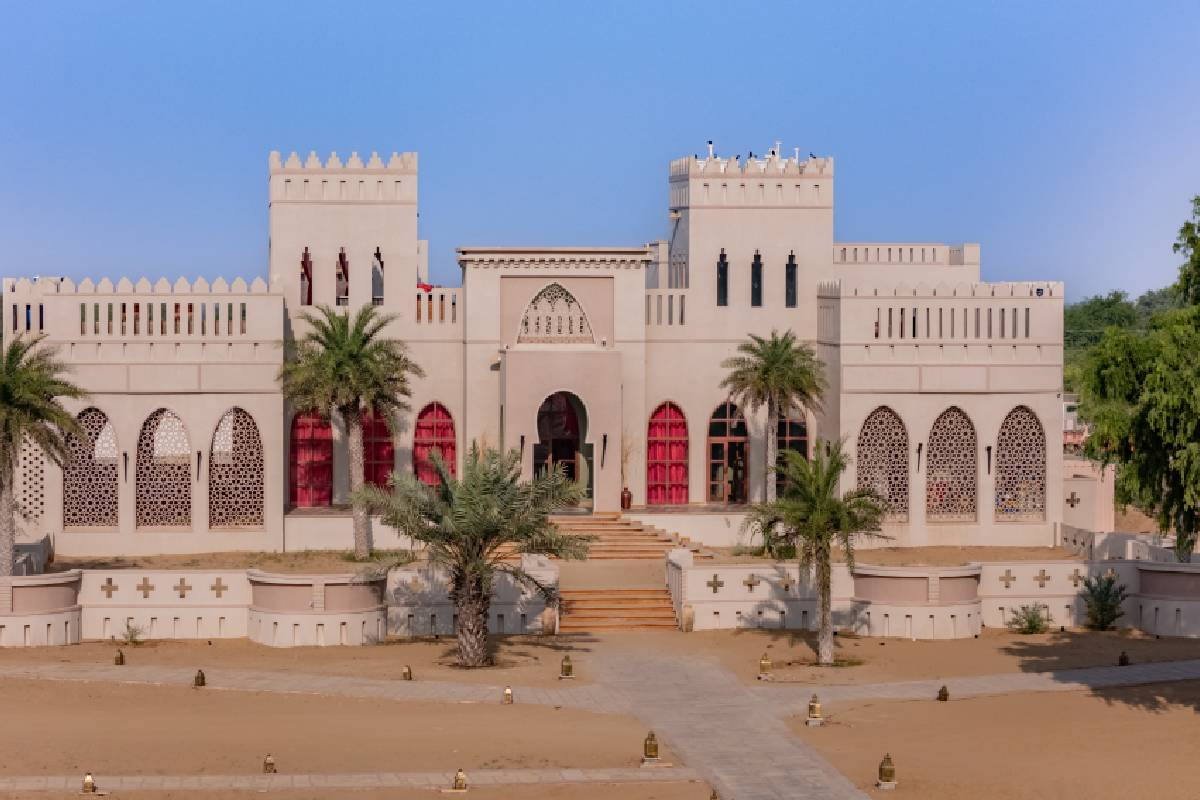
[926,407,977,522]
[995,405,1046,521]
[517,283,594,344]
[857,406,910,521]
[209,408,265,528]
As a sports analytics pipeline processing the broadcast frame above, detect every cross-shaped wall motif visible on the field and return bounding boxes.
[998,569,1015,589]
[101,577,118,599]
[743,574,762,593]
[135,578,155,599]
[174,578,192,599]
[1066,491,1081,508]
[1069,568,1085,588]
[1034,569,1051,589]
[210,578,228,598]
[706,574,725,594]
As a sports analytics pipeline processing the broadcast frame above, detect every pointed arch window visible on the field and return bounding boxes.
[925,407,977,522]
[290,412,333,507]
[995,406,1046,521]
[648,402,688,505]
[413,403,456,486]
[856,406,909,521]
[63,408,119,528]
[517,283,594,343]
[209,408,265,528]
[135,409,192,528]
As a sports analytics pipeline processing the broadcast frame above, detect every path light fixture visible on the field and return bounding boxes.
[401,665,413,681]
[114,649,124,666]
[876,753,897,790]
[263,754,277,774]
[806,694,824,727]
[559,654,574,679]
[502,686,513,704]
[82,772,96,793]
[1118,650,1130,667]
[937,685,949,702]
[757,652,773,681]
[451,768,468,791]
[641,731,660,766]
[194,669,206,688]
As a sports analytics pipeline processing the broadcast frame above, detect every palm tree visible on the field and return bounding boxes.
[0,336,87,576]
[356,446,588,667]
[278,304,423,559]
[721,329,825,503]
[744,440,884,665]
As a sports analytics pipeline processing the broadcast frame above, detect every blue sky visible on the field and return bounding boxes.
[1,2,1197,301]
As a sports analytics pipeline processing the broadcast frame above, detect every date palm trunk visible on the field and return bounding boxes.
[817,554,834,666]
[0,477,14,577]
[765,397,779,503]
[345,408,371,560]
[455,574,492,667]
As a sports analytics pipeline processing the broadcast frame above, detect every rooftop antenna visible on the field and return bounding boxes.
[774,139,782,157]
[794,147,800,161]
[706,140,715,159]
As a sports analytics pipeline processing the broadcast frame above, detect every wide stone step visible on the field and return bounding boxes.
[558,620,678,631]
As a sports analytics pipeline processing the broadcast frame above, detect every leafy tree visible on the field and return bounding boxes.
[743,441,884,665]
[721,329,825,503]
[0,336,86,576]
[1133,286,1183,325]
[278,305,423,559]
[1080,574,1128,631]
[1080,197,1200,561]
[356,446,588,667]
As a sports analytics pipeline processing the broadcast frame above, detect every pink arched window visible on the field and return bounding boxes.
[289,412,332,507]
[647,402,688,505]
[414,403,456,486]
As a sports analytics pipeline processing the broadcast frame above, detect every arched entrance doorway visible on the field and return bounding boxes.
[707,401,749,504]
[535,391,593,505]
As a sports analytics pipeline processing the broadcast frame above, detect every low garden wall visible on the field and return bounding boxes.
[668,549,1200,639]
[247,570,388,647]
[80,569,250,641]
[0,570,82,646]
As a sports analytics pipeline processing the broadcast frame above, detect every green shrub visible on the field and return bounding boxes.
[1007,603,1050,634]
[1081,574,1128,631]
[120,622,146,647]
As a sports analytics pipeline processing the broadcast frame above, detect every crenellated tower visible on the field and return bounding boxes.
[267,150,425,333]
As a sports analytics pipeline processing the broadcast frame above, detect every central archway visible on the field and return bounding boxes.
[535,391,592,505]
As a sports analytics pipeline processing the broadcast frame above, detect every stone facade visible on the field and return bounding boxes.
[3,142,1064,556]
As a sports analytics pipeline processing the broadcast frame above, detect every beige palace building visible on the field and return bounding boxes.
[2,143,1065,557]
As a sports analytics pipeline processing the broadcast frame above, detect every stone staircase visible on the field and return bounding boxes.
[557,587,678,632]
[550,513,702,560]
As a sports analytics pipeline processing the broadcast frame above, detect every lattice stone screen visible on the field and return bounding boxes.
[16,436,45,521]
[995,406,1046,521]
[209,408,264,528]
[63,408,119,528]
[926,407,977,522]
[518,283,594,343]
[857,406,910,521]
[136,409,192,528]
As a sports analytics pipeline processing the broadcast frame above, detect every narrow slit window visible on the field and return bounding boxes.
[679,295,685,325]
[148,302,154,335]
[1024,307,1031,338]
[716,249,728,307]
[785,252,797,308]
[416,293,423,322]
[107,303,113,335]
[227,302,233,335]
[25,304,32,332]
[1000,307,1006,338]
[987,308,993,338]
[133,303,140,335]
[451,295,457,322]
[94,304,100,335]
[38,304,43,331]
[160,303,167,335]
[199,303,205,335]
[750,251,763,307]
[120,303,127,335]
[240,302,247,334]
[974,308,980,338]
[173,303,181,335]
[187,303,194,335]
[668,294,674,325]
[80,303,86,335]
[887,308,893,338]
[875,308,881,339]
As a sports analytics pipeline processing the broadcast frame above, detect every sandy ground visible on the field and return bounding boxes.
[1115,504,1164,534]
[710,545,1080,566]
[792,681,1200,799]
[609,627,1200,686]
[0,785,712,800]
[0,678,671,777]
[0,635,596,688]
[47,550,418,575]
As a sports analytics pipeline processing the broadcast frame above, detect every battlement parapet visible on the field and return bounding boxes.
[3,275,276,297]
[669,142,832,180]
[818,280,1064,300]
[269,150,417,173]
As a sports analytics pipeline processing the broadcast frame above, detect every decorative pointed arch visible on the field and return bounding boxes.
[135,409,191,528]
[413,402,456,486]
[517,283,594,344]
[209,408,264,528]
[926,407,977,522]
[290,412,332,507]
[648,402,688,505]
[995,405,1046,521]
[857,406,909,521]
[63,407,119,528]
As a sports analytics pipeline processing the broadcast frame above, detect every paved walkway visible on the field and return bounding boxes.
[0,767,699,794]
[3,655,1200,798]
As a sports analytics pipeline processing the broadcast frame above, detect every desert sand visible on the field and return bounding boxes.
[0,678,670,776]
[792,681,1200,799]
[0,785,712,800]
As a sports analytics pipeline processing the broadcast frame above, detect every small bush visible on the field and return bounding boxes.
[1007,603,1050,634]
[1081,574,1128,631]
[120,623,146,646]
